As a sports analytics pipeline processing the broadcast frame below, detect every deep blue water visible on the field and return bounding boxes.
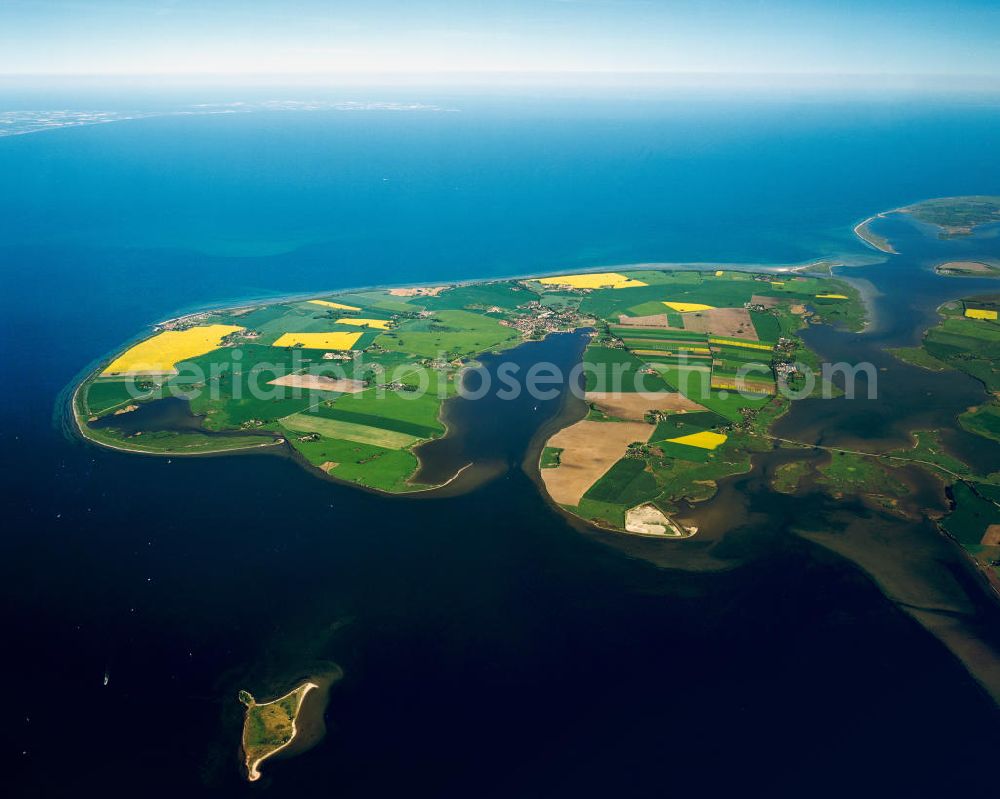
[3,91,1000,797]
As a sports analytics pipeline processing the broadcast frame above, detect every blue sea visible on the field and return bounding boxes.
[3,88,1000,796]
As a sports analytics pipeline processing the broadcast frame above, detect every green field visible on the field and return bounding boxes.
[897,296,1000,394]
[583,346,673,393]
[749,311,781,342]
[307,407,439,438]
[281,412,420,449]
[960,404,1000,442]
[84,379,147,415]
[817,451,908,500]
[375,309,520,359]
[609,326,708,341]
[325,388,445,433]
[771,460,811,493]
[540,447,562,468]
[651,411,727,441]
[422,282,531,310]
[889,346,950,371]
[942,482,1000,550]
[923,316,1000,391]
[583,458,659,507]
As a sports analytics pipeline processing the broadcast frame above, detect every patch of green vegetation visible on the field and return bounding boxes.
[810,282,866,332]
[924,320,1000,391]
[960,403,1000,443]
[610,326,708,341]
[326,388,445,433]
[935,261,1000,277]
[83,378,147,416]
[583,458,659,506]
[580,273,767,321]
[307,407,440,439]
[84,426,273,455]
[284,432,425,492]
[337,291,419,312]
[906,298,1000,391]
[886,430,975,481]
[582,346,673,393]
[771,460,811,494]
[179,343,328,428]
[281,412,420,449]
[696,388,773,422]
[574,497,627,528]
[646,364,712,394]
[422,282,530,311]
[653,440,712,462]
[889,346,950,372]
[332,448,423,492]
[376,309,520,359]
[540,447,562,468]
[537,292,583,310]
[749,311,781,342]
[904,196,1000,234]
[650,411,727,439]
[941,482,1000,551]
[621,269,703,286]
[817,451,908,499]
[622,299,674,317]
[646,448,754,509]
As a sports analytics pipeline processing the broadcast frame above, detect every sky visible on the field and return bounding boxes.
[2,0,999,81]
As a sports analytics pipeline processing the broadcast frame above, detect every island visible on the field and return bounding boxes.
[901,195,1000,238]
[934,260,1000,277]
[854,195,1000,254]
[238,668,341,782]
[72,266,863,537]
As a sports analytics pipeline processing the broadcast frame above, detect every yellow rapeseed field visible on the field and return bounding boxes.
[308,299,361,311]
[102,324,243,375]
[770,281,785,287]
[816,293,848,300]
[714,270,725,277]
[632,348,712,356]
[666,431,728,450]
[965,308,998,320]
[663,302,715,312]
[537,272,647,289]
[708,336,774,351]
[272,332,363,350]
[335,318,391,329]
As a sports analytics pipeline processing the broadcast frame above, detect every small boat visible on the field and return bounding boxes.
[103,670,110,686]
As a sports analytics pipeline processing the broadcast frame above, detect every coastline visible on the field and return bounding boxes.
[853,214,897,254]
[240,666,343,782]
[242,682,319,782]
[70,264,869,522]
